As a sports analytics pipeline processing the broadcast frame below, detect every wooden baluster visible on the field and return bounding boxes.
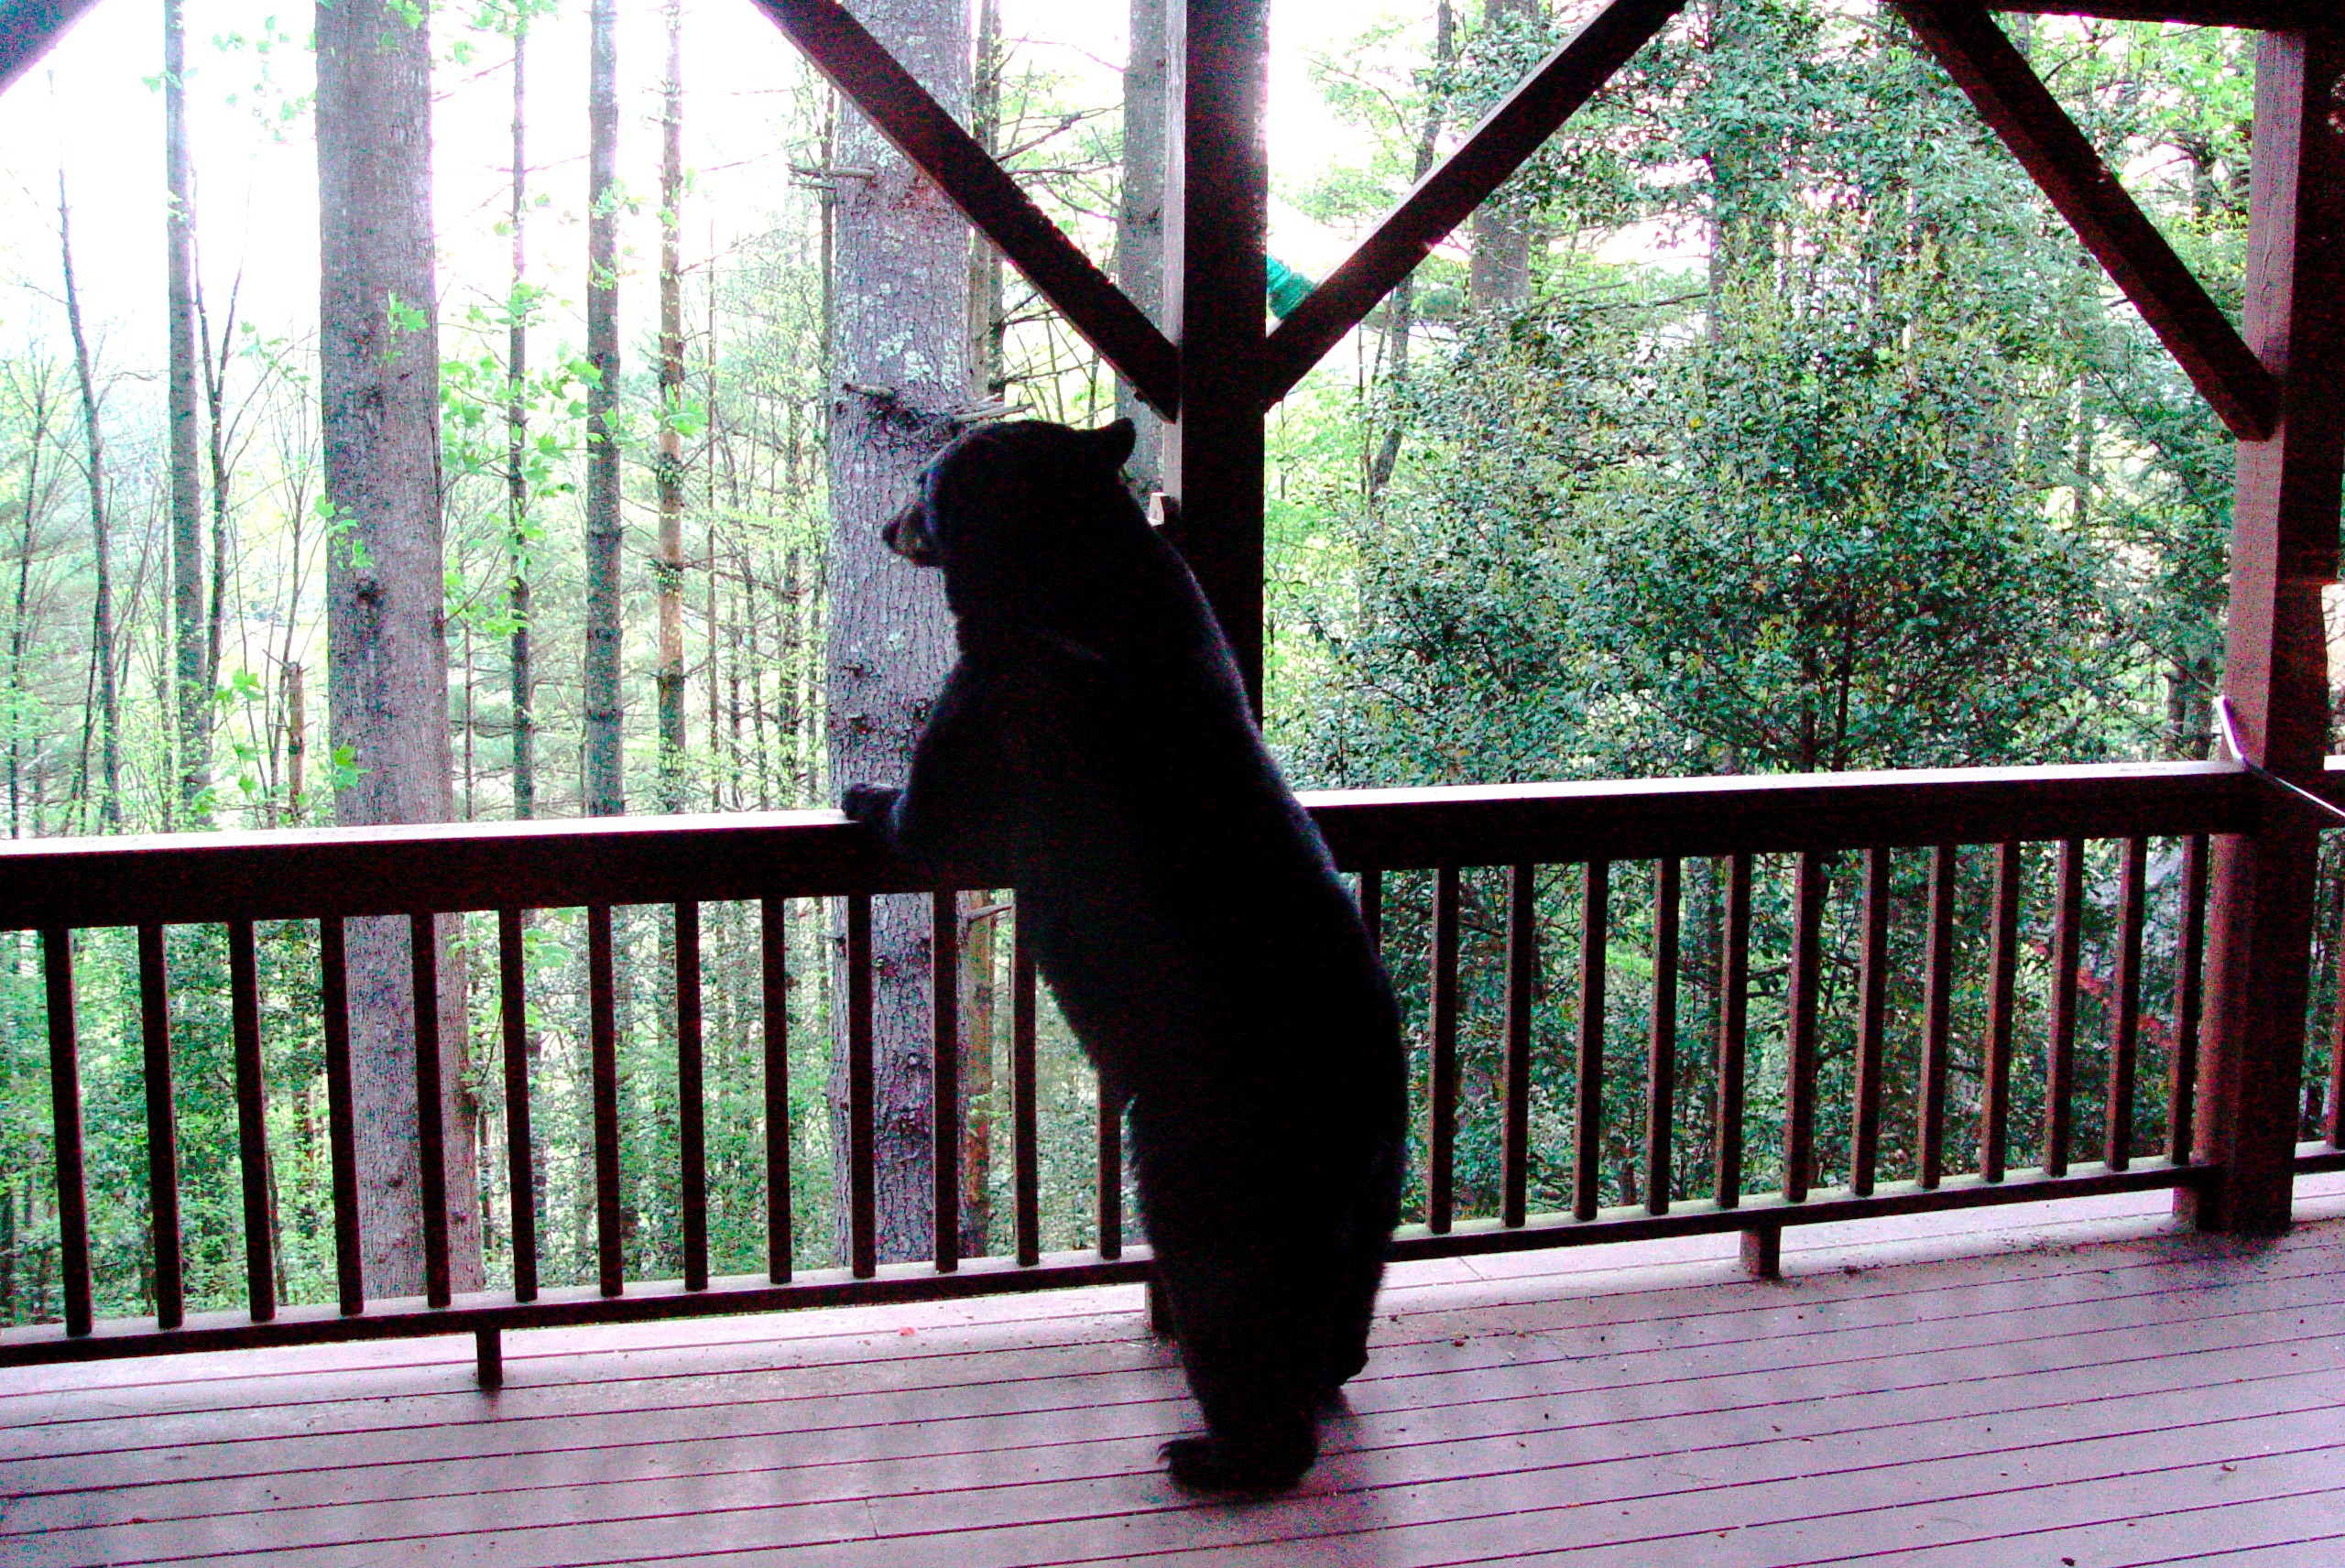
[1501,863,1537,1228]
[845,894,877,1279]
[1715,855,1751,1209]
[1011,911,1040,1268]
[1575,861,1610,1222]
[1783,854,1827,1203]
[677,901,707,1290]
[137,924,184,1330]
[1850,849,1890,1197]
[228,920,278,1322]
[1428,866,1461,1233]
[1097,1076,1123,1263]
[42,928,92,1338]
[1982,843,2023,1182]
[761,898,792,1283]
[1917,845,1957,1189]
[932,892,961,1273]
[1636,859,1674,1215]
[1359,866,1382,959]
[588,904,625,1296]
[2045,837,2085,1176]
[408,913,450,1310]
[497,909,538,1303]
[2107,836,2148,1171]
[319,918,364,1314]
[2173,834,2209,1162]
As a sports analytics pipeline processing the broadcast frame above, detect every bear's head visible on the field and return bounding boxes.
[883,418,1146,635]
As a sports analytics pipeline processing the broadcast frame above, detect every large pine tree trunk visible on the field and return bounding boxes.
[165,0,207,822]
[508,18,535,822]
[316,0,482,1297]
[655,0,688,811]
[583,0,626,818]
[1467,0,1539,310]
[1116,0,1167,492]
[825,0,971,1266]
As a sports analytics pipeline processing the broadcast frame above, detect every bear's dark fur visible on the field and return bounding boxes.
[841,417,1405,1492]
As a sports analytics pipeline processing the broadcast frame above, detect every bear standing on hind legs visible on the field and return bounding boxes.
[841,417,1406,1492]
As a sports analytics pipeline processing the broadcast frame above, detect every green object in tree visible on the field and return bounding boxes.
[1266,256,1314,320]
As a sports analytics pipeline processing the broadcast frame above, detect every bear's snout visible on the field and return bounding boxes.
[882,500,941,565]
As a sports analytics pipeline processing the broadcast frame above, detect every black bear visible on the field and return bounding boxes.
[841,417,1405,1491]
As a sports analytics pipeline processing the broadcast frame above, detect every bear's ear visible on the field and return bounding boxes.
[1090,418,1137,473]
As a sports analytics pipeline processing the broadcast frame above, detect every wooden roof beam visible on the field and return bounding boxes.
[1262,0,1688,405]
[1895,1,2281,441]
[1988,3,2310,26]
[750,0,1181,419]
[0,0,101,96]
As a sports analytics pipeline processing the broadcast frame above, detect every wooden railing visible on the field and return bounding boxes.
[4,757,2339,1374]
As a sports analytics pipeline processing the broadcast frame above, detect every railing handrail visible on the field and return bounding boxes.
[0,758,2257,930]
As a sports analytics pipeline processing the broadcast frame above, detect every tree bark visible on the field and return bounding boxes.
[58,173,117,832]
[969,0,1005,406]
[316,0,481,1297]
[1467,0,1540,311]
[165,0,208,822]
[656,0,688,811]
[583,0,626,817]
[825,0,971,1266]
[7,363,56,839]
[1116,0,1167,492]
[508,18,535,822]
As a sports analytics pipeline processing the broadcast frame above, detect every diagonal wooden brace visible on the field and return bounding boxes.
[751,0,1181,419]
[1893,1,2281,441]
[1263,0,1688,404]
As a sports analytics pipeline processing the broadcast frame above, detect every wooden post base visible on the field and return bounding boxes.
[1146,1274,1173,1337]
[475,1327,503,1388]
[1740,1224,1782,1279]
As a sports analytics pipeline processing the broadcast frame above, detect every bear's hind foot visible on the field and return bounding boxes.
[1160,1435,1314,1494]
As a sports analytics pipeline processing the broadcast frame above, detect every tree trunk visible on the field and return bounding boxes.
[507,18,535,822]
[656,0,688,811]
[196,270,237,759]
[1116,0,1167,492]
[166,0,208,822]
[316,0,482,1298]
[825,0,971,1266]
[58,174,118,832]
[969,0,1005,407]
[8,365,55,839]
[583,0,626,817]
[1467,0,1540,311]
[1370,0,1455,498]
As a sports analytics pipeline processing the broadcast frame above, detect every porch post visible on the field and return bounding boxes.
[2185,20,2344,1236]
[1162,0,1271,713]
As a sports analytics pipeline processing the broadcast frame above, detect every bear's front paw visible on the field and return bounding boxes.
[840,785,898,826]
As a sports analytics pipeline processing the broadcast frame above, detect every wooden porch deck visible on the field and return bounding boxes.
[5,1180,2340,1568]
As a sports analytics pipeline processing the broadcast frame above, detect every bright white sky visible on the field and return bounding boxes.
[0,0,1428,373]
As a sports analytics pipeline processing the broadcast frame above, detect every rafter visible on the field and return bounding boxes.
[0,0,102,96]
[750,0,1180,419]
[1262,0,1688,405]
[1894,1,2279,440]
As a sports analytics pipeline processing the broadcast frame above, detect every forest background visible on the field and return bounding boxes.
[0,0,2330,1324]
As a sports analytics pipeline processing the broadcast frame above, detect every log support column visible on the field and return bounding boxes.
[2186,21,2345,1236]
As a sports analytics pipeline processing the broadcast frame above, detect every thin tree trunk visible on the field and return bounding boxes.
[969,0,1005,406]
[656,0,689,811]
[825,0,971,1264]
[316,0,481,1297]
[507,19,535,822]
[583,0,626,817]
[957,894,997,1256]
[1370,0,1455,497]
[58,173,118,832]
[166,0,208,822]
[196,269,238,758]
[1116,0,1167,491]
[284,659,304,819]
[8,366,55,839]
